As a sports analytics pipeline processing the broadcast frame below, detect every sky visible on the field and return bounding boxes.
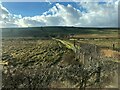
[0,0,119,28]
[2,2,81,17]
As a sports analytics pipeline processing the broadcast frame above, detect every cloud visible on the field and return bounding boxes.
[0,1,119,28]
[0,4,9,23]
[76,1,118,27]
[42,3,82,26]
[0,3,22,27]
[11,3,83,27]
[0,4,9,15]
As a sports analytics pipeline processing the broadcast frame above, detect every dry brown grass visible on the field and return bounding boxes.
[100,49,120,58]
[74,34,118,39]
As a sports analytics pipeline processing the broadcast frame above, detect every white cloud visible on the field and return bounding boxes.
[0,3,22,27]
[0,4,9,15]
[77,1,118,27]
[0,1,119,28]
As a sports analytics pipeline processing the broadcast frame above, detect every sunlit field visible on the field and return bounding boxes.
[1,28,119,89]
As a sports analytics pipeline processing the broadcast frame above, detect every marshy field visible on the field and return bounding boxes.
[1,27,120,89]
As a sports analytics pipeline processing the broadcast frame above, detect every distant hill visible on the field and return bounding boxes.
[1,26,118,38]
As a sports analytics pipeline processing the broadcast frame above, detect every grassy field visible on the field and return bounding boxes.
[1,27,119,89]
[76,39,120,50]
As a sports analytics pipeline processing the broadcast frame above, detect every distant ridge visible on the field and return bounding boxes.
[1,26,119,29]
[2,26,118,38]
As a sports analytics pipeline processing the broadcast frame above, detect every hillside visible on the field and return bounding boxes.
[1,27,118,38]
